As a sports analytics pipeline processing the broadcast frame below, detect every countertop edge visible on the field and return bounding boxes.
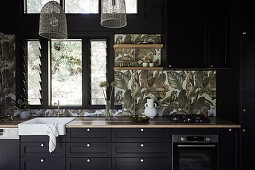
[65,124,241,128]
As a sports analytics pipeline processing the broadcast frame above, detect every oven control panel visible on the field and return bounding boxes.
[173,135,218,143]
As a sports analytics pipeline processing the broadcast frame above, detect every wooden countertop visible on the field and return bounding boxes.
[0,117,241,128]
[66,117,241,128]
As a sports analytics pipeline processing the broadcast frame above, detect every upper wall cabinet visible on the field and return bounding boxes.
[166,0,229,69]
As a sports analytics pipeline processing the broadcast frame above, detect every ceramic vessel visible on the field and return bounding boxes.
[144,99,157,118]
[20,110,30,119]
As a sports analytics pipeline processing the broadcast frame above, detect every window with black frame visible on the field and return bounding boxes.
[25,38,109,108]
[24,0,138,14]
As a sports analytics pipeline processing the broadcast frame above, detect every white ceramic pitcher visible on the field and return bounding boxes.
[144,99,157,118]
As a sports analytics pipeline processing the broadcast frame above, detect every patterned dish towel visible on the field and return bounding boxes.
[46,123,59,153]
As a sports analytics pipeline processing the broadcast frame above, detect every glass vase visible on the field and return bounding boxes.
[105,100,111,120]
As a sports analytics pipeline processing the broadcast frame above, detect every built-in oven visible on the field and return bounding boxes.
[172,135,218,170]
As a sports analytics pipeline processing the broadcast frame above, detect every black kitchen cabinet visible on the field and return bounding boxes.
[20,158,65,170]
[240,97,255,170]
[66,128,111,143]
[219,128,238,170]
[66,143,111,157]
[112,158,170,170]
[112,128,169,142]
[167,0,207,68]
[0,139,19,170]
[166,0,229,68]
[112,143,171,157]
[66,158,111,170]
[241,0,255,169]
[20,135,66,170]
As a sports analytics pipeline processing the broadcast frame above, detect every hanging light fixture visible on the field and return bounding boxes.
[101,0,127,28]
[39,1,68,39]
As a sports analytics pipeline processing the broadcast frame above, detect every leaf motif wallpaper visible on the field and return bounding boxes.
[114,34,216,117]
[0,33,16,116]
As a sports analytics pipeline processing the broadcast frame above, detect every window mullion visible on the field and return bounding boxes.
[83,38,90,108]
[40,38,49,108]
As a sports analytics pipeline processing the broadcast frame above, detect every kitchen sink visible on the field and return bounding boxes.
[18,117,75,135]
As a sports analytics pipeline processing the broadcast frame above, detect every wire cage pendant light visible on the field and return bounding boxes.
[101,0,127,28]
[39,1,68,39]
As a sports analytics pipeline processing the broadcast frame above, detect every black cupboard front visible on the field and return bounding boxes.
[16,128,239,170]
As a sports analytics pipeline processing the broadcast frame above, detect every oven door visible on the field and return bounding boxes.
[173,143,217,170]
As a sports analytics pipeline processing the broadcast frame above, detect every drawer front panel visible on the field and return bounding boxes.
[66,128,111,142]
[20,158,65,170]
[66,158,111,170]
[21,135,65,143]
[66,143,111,157]
[21,143,65,157]
[112,129,169,142]
[112,158,170,170]
[112,143,171,157]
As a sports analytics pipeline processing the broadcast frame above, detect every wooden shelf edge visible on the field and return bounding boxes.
[114,67,164,71]
[114,44,164,49]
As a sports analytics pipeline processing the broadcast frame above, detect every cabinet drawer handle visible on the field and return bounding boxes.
[140,128,144,132]
[210,65,214,68]
[140,143,144,147]
[40,159,44,163]
[140,159,144,162]
[87,128,90,132]
[87,143,90,147]
[41,144,44,147]
[169,65,172,68]
[243,109,246,112]
[228,129,232,132]
[87,159,91,163]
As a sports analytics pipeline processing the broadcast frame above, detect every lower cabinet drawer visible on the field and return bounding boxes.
[112,158,170,170]
[66,143,111,157]
[20,158,65,170]
[20,135,65,143]
[112,129,169,142]
[66,128,111,142]
[66,158,111,170]
[21,143,65,157]
[112,143,171,157]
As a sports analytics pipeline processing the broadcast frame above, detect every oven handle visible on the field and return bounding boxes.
[177,144,216,148]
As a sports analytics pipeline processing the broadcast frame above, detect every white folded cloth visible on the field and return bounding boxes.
[46,123,59,153]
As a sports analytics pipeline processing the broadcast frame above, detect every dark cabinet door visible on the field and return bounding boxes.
[241,124,255,170]
[219,128,237,170]
[20,158,65,170]
[66,158,111,170]
[167,0,207,68]
[241,96,255,170]
[208,0,229,68]
[0,140,19,170]
[112,158,170,170]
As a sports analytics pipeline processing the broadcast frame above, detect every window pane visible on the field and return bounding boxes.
[126,0,137,14]
[65,0,99,13]
[91,40,107,105]
[28,41,42,105]
[51,40,82,106]
[25,0,60,13]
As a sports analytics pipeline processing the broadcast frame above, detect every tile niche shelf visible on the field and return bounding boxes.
[113,44,164,49]
[114,67,164,71]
